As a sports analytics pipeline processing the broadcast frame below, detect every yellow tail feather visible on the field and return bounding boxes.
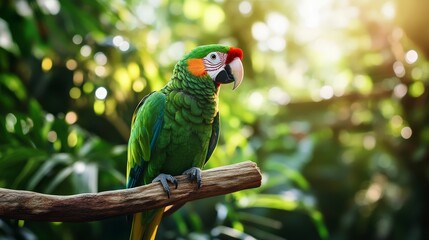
[129,208,165,240]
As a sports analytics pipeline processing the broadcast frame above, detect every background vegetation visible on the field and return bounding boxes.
[1,0,429,239]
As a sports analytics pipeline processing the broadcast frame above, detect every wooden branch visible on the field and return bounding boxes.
[0,161,261,222]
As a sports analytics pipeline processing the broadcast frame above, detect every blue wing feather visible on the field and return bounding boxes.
[205,111,220,164]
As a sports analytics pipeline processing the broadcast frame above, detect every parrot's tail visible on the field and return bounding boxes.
[129,207,165,240]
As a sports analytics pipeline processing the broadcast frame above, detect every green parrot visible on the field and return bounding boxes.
[126,44,244,240]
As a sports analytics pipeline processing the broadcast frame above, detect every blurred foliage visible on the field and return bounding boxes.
[1,0,429,239]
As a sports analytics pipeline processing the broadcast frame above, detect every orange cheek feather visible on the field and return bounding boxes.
[187,59,207,77]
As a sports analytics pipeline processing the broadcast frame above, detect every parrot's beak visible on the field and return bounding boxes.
[214,57,244,90]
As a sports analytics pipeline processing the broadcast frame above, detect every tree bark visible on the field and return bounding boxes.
[0,161,261,222]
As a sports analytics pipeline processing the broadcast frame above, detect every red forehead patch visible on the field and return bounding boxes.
[226,47,243,64]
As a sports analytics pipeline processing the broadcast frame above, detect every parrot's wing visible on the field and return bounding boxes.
[205,111,220,164]
[126,91,166,189]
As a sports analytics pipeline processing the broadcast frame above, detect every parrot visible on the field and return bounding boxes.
[126,44,244,240]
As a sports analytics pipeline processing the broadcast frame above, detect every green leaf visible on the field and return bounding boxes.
[27,153,73,190]
[237,194,299,211]
[0,73,27,101]
[45,165,74,194]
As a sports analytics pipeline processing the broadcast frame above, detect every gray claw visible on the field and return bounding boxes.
[183,167,202,189]
[152,173,178,198]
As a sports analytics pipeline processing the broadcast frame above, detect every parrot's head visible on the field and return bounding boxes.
[182,44,244,90]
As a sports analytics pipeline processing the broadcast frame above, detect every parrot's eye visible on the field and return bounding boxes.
[203,51,226,74]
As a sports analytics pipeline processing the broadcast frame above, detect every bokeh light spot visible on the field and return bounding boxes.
[381,2,395,20]
[119,41,130,51]
[249,91,264,109]
[113,35,124,46]
[401,126,412,139]
[68,131,78,147]
[41,57,53,72]
[267,36,286,52]
[47,131,57,142]
[72,34,82,45]
[320,85,334,100]
[128,63,141,79]
[252,22,270,41]
[238,1,252,15]
[183,0,203,20]
[93,100,105,115]
[83,82,94,93]
[69,87,81,99]
[132,80,145,93]
[405,50,418,64]
[66,59,77,70]
[363,135,376,150]
[95,87,108,100]
[94,66,107,77]
[94,52,107,65]
[409,81,425,97]
[390,115,403,129]
[267,12,289,35]
[65,111,78,124]
[203,5,225,33]
[411,67,423,80]
[393,61,405,78]
[80,45,92,57]
[73,71,84,86]
[393,84,407,98]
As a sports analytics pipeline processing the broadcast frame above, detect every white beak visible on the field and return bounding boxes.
[229,57,244,90]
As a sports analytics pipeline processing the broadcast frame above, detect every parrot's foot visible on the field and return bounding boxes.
[152,173,178,198]
[183,167,202,189]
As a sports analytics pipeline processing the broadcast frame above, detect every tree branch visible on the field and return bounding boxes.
[0,161,261,222]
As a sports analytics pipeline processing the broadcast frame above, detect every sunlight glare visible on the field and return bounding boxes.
[267,12,289,36]
[252,22,269,42]
[381,2,395,20]
[249,91,264,109]
[267,36,286,52]
[320,85,334,100]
